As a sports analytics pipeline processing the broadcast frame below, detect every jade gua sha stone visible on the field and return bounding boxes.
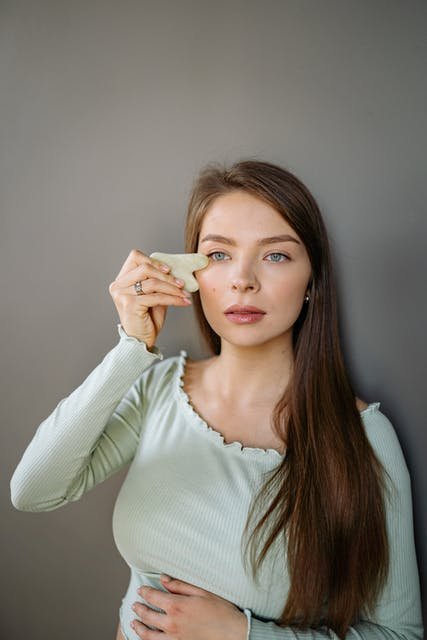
[149,252,209,293]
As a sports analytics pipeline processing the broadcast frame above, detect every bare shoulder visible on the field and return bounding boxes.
[356,396,369,412]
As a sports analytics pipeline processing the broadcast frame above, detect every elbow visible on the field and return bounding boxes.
[10,480,39,512]
[10,475,65,513]
[10,472,29,511]
[10,490,36,512]
[9,461,39,511]
[10,490,67,512]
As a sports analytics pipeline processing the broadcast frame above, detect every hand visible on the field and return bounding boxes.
[109,249,192,349]
[130,574,248,640]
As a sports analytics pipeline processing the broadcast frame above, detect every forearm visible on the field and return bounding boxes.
[247,611,422,639]
[10,328,162,511]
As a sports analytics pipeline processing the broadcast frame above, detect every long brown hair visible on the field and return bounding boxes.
[184,159,392,638]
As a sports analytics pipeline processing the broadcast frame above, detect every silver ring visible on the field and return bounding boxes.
[134,281,145,295]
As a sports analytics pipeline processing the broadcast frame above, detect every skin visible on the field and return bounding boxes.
[194,189,312,406]
[123,190,368,638]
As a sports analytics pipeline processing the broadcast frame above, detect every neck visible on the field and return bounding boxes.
[208,334,293,407]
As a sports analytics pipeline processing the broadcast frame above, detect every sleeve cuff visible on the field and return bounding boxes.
[117,323,164,360]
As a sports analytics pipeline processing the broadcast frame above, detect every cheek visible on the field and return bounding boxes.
[277,280,301,296]
[268,277,308,310]
[200,286,217,303]
[196,270,217,294]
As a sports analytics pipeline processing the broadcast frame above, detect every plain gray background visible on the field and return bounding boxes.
[1,1,425,638]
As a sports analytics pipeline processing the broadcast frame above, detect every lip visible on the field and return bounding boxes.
[224,305,266,314]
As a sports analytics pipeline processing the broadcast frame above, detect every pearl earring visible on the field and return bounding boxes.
[304,294,310,303]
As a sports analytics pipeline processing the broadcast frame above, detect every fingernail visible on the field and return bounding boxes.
[161,574,172,581]
[160,264,170,272]
[175,278,184,285]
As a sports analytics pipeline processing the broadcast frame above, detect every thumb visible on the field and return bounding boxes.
[151,304,166,334]
[160,575,206,596]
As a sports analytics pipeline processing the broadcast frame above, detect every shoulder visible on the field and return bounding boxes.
[360,402,401,454]
[356,396,369,412]
[131,351,184,403]
[360,403,411,497]
[141,351,183,383]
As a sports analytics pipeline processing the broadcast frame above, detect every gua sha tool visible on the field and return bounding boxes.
[149,252,209,293]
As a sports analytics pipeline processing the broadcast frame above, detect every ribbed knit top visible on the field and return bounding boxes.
[10,324,423,640]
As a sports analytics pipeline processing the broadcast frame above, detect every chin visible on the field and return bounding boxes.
[219,326,279,346]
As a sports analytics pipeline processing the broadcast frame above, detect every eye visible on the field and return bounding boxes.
[266,252,289,263]
[207,251,228,261]
[207,251,289,262]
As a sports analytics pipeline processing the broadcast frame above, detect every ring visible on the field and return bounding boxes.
[134,281,145,295]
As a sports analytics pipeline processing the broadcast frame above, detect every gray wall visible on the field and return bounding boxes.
[1,1,425,638]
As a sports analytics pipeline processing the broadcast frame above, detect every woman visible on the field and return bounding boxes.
[10,160,423,640]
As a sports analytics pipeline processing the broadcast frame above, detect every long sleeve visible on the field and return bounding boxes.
[10,324,163,512]
[245,412,423,640]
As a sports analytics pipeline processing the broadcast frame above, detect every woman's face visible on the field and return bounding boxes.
[195,190,313,350]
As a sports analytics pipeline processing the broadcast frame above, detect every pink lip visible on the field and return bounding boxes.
[224,305,266,314]
[225,312,265,324]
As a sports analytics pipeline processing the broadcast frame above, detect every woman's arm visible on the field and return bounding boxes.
[10,324,163,512]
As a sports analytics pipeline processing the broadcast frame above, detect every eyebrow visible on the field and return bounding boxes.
[200,233,301,246]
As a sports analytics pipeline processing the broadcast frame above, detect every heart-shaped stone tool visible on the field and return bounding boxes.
[150,252,209,292]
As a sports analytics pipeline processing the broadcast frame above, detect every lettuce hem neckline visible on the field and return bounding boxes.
[174,350,380,460]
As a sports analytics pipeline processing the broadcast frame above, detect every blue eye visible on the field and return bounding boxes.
[206,251,289,262]
[207,251,227,261]
[267,252,289,262]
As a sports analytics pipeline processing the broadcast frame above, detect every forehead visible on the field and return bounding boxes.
[199,190,298,237]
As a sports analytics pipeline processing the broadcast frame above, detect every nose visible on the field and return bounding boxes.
[231,278,258,292]
[230,265,260,292]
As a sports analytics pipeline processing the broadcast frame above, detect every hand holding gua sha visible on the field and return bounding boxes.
[149,252,209,293]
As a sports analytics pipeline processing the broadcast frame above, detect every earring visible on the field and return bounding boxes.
[304,294,310,303]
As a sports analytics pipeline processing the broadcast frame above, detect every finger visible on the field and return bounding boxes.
[110,268,191,302]
[150,303,167,330]
[132,602,167,632]
[116,259,172,288]
[117,264,189,302]
[160,576,207,596]
[132,619,163,638]
[115,249,171,281]
[112,292,192,314]
[138,586,175,612]
[116,248,150,280]
[119,277,190,296]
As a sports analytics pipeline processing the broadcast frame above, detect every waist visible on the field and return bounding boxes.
[119,570,169,640]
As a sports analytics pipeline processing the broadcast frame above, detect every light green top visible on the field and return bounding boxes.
[10,324,423,639]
